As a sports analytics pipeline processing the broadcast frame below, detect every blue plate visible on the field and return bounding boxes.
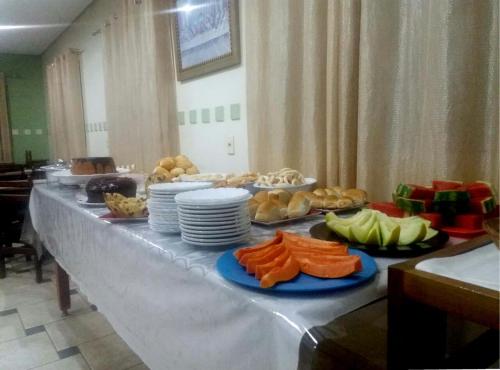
[216,248,378,293]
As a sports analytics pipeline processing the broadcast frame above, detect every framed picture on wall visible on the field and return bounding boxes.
[173,0,241,81]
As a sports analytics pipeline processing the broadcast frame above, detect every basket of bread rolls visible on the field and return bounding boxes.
[306,187,367,211]
[249,190,320,225]
[145,154,199,194]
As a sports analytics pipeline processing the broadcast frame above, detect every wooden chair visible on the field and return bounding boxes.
[0,188,42,282]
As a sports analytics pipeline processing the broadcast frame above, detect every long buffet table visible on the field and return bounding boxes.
[30,183,414,370]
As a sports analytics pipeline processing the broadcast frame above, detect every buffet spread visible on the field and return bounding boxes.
[30,155,498,370]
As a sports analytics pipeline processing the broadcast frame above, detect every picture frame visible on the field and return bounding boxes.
[172,0,241,81]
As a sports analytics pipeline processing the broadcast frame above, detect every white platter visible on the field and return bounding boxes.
[149,181,213,193]
[175,188,251,206]
[253,177,317,193]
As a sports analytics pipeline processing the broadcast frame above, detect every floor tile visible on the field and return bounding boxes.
[30,354,90,370]
[0,332,58,370]
[126,363,150,370]
[79,333,142,370]
[0,312,25,342]
[0,279,55,310]
[17,294,91,329]
[25,325,46,336]
[45,311,114,351]
[57,345,80,359]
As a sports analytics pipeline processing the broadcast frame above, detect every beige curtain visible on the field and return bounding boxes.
[45,50,87,160]
[0,73,12,162]
[246,0,499,201]
[103,0,179,172]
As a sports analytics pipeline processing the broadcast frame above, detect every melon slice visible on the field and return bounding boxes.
[377,213,401,246]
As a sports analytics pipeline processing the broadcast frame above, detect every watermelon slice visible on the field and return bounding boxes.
[466,181,496,200]
[434,190,470,203]
[419,212,442,228]
[432,180,464,190]
[454,214,484,229]
[470,196,496,214]
[393,195,432,214]
[368,202,404,217]
[395,183,435,199]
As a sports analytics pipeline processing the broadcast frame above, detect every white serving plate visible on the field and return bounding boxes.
[177,205,247,214]
[179,222,251,232]
[253,177,317,193]
[149,181,213,193]
[178,220,250,228]
[175,188,251,206]
[178,213,249,222]
[181,227,250,237]
[53,168,130,186]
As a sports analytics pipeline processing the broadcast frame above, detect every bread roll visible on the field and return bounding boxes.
[255,200,282,222]
[153,166,170,177]
[268,189,292,204]
[287,192,311,218]
[330,186,344,197]
[322,195,339,209]
[253,191,269,203]
[313,188,327,197]
[160,157,175,170]
[170,167,185,177]
[248,198,260,219]
[175,155,192,170]
[324,188,336,196]
[336,197,354,208]
[186,165,199,175]
[342,189,367,205]
[309,194,324,209]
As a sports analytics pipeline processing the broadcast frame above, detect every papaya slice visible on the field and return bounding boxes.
[255,249,290,280]
[260,255,301,288]
[234,232,282,262]
[297,255,362,278]
[245,243,286,274]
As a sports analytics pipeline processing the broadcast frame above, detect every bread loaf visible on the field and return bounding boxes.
[342,189,367,205]
[248,198,260,219]
[254,191,269,203]
[322,195,339,209]
[268,189,292,204]
[255,200,283,222]
[287,193,311,218]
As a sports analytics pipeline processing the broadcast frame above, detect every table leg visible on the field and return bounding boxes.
[55,262,71,315]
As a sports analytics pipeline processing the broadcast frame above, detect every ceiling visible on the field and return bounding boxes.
[0,0,92,55]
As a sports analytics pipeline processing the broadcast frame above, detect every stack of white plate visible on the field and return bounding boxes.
[148,182,213,233]
[175,188,252,246]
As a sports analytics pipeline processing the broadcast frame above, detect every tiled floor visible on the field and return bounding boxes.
[0,255,149,370]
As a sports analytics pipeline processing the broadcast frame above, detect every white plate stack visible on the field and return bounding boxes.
[175,188,252,246]
[147,182,213,233]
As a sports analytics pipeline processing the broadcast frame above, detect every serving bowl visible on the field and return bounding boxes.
[252,177,317,194]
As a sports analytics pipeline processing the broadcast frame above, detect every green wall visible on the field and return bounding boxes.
[0,54,49,163]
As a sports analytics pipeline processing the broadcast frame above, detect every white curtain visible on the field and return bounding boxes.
[45,50,87,160]
[103,0,179,172]
[246,0,499,201]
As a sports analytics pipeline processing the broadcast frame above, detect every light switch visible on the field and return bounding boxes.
[225,136,235,155]
[35,129,43,135]
[12,129,19,136]
[23,129,31,135]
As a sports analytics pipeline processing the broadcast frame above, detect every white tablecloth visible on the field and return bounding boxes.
[416,242,500,291]
[29,184,402,370]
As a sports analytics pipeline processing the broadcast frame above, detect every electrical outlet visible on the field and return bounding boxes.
[225,136,235,155]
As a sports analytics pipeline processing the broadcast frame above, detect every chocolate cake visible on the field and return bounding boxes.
[71,157,117,175]
[85,176,137,203]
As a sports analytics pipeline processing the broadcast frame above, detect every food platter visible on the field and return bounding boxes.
[216,248,377,293]
[309,222,449,258]
[99,213,148,223]
[251,210,322,226]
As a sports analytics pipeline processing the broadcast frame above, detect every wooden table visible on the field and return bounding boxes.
[387,235,500,369]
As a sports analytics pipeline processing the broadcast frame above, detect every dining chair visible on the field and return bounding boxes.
[0,187,42,282]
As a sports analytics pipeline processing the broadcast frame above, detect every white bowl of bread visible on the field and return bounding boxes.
[253,168,316,193]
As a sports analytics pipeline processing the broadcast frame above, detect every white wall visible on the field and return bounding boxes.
[80,31,109,156]
[176,5,249,174]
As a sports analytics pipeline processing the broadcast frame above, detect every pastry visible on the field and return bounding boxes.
[255,200,283,222]
[185,165,199,175]
[309,194,324,209]
[313,188,327,197]
[330,186,344,197]
[175,155,192,170]
[159,157,175,170]
[104,193,147,218]
[322,195,339,209]
[170,167,185,177]
[253,191,269,203]
[287,192,311,218]
[268,189,292,204]
[86,176,136,203]
[342,189,367,205]
[71,157,116,175]
[255,168,305,187]
[145,172,171,194]
[153,166,171,177]
[336,197,354,208]
[248,198,260,219]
